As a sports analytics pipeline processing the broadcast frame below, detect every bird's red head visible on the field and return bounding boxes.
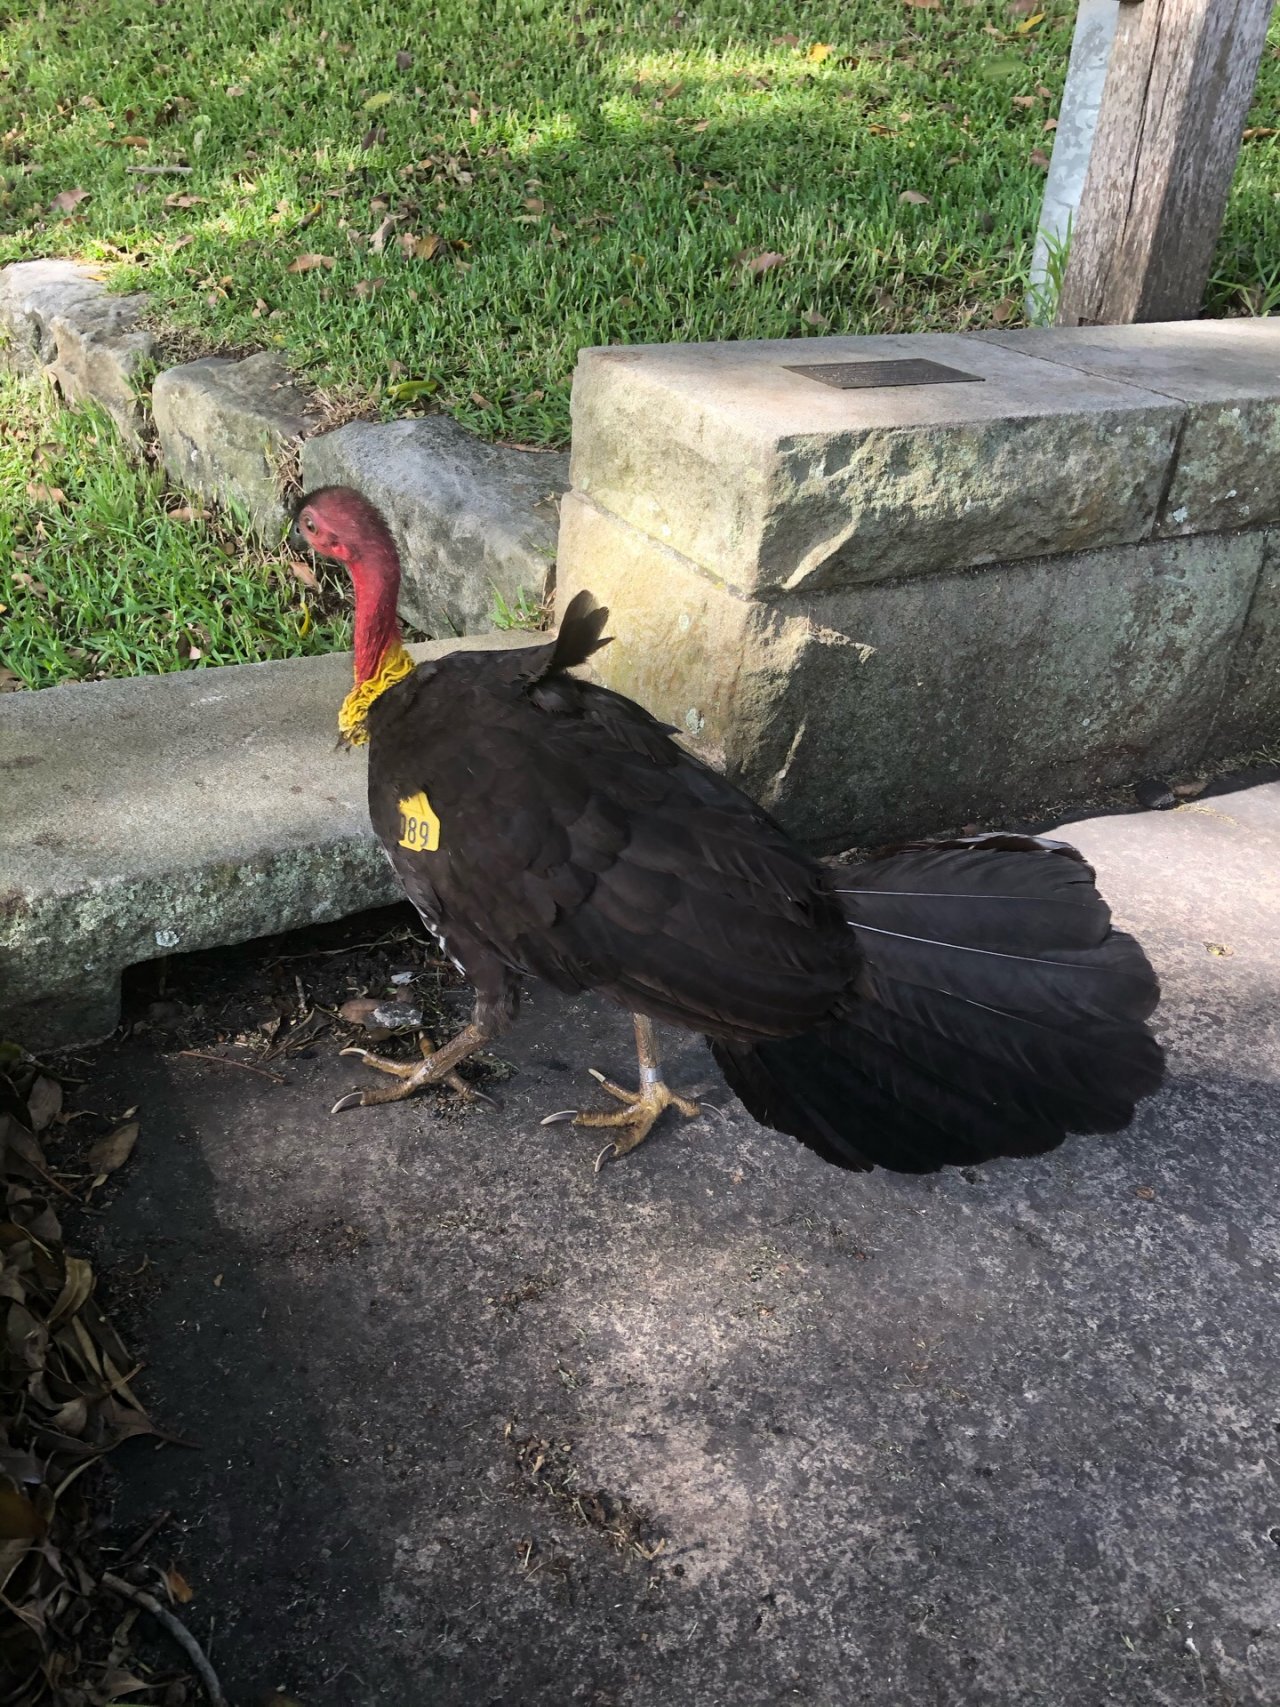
[293,486,415,743]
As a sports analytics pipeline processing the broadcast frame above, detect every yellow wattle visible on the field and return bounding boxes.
[337,641,416,746]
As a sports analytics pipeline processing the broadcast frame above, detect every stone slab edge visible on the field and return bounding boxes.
[0,634,537,1051]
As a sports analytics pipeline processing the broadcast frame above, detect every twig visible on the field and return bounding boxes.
[128,164,193,174]
[114,1508,173,1567]
[176,1050,286,1083]
[101,1573,228,1707]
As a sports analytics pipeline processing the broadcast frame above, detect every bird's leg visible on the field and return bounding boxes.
[333,1022,489,1112]
[543,1014,701,1162]
[333,976,517,1114]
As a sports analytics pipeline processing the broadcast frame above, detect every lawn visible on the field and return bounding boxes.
[2,0,1272,447]
[0,370,351,689]
[0,0,1276,686]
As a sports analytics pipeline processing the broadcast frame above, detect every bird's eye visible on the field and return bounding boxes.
[303,514,315,532]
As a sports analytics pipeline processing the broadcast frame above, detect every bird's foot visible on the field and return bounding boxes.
[542,1070,701,1167]
[332,1027,491,1112]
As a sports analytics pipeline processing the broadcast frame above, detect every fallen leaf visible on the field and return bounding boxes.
[1035,83,1052,98]
[1205,942,1234,957]
[396,49,413,69]
[0,1482,45,1542]
[523,196,545,214]
[171,233,195,250]
[1011,94,1036,108]
[363,91,394,111]
[166,505,208,522]
[1029,147,1051,168]
[361,124,387,150]
[739,250,787,275]
[50,188,90,213]
[1134,1185,1155,1201]
[899,189,930,205]
[807,43,834,62]
[691,119,710,131]
[801,307,830,328]
[27,1076,62,1133]
[771,33,799,47]
[1008,0,1038,11]
[26,482,67,505]
[288,558,318,591]
[990,294,1019,323]
[1243,127,1279,141]
[164,192,205,208]
[0,667,21,692]
[1017,11,1046,30]
[87,1121,138,1174]
[1043,117,1058,131]
[399,231,442,260]
[339,997,382,1026]
[287,253,335,273]
[904,0,940,9]
[368,214,399,253]
[163,1566,194,1604]
[226,84,246,97]
[353,276,385,298]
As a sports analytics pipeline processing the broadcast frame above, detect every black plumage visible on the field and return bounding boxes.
[294,486,1165,1171]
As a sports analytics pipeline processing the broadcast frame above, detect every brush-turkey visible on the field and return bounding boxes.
[290,485,1164,1172]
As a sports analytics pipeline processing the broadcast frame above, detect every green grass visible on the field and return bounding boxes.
[0,371,351,688]
[2,0,1273,447]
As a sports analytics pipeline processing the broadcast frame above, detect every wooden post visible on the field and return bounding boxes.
[1056,0,1273,326]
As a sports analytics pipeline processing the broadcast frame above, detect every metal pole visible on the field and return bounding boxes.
[1027,0,1121,320]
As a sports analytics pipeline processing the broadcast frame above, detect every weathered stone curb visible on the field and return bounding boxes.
[0,259,569,628]
[0,258,154,440]
[559,319,1280,848]
[0,635,534,1051]
[301,417,567,635]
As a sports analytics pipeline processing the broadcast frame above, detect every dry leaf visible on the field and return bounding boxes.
[172,233,195,250]
[166,505,208,522]
[26,482,67,506]
[396,50,413,69]
[226,84,246,97]
[807,43,834,62]
[1134,1185,1155,1201]
[49,188,90,213]
[991,294,1019,323]
[772,32,799,46]
[353,276,385,298]
[1205,942,1234,957]
[801,308,830,328]
[164,192,205,208]
[87,1121,138,1175]
[1011,94,1036,108]
[399,231,442,260]
[163,1566,194,1604]
[739,250,787,275]
[1243,127,1279,141]
[523,197,545,214]
[368,214,399,253]
[0,1483,45,1542]
[1043,117,1058,131]
[691,118,710,132]
[899,189,930,205]
[1029,147,1051,168]
[0,667,23,692]
[287,253,335,273]
[339,997,382,1026]
[904,0,940,9]
[27,1076,62,1133]
[1007,0,1038,11]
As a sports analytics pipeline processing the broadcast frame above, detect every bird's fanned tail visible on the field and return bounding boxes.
[710,833,1164,1173]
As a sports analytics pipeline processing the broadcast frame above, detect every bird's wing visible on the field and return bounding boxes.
[367,655,857,1040]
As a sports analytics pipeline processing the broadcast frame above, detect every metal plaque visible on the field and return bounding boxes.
[784,358,985,390]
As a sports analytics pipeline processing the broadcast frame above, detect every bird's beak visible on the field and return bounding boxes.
[286,520,308,556]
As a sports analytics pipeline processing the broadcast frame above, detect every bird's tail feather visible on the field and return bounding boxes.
[535,590,612,677]
[711,833,1164,1173]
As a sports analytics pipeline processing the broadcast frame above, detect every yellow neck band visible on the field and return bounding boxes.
[338,642,416,746]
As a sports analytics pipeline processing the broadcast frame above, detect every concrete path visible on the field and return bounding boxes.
[78,777,1280,1707]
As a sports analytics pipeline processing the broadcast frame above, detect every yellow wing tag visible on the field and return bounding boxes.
[397,790,441,854]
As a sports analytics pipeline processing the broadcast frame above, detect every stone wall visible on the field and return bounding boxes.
[556,321,1280,849]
